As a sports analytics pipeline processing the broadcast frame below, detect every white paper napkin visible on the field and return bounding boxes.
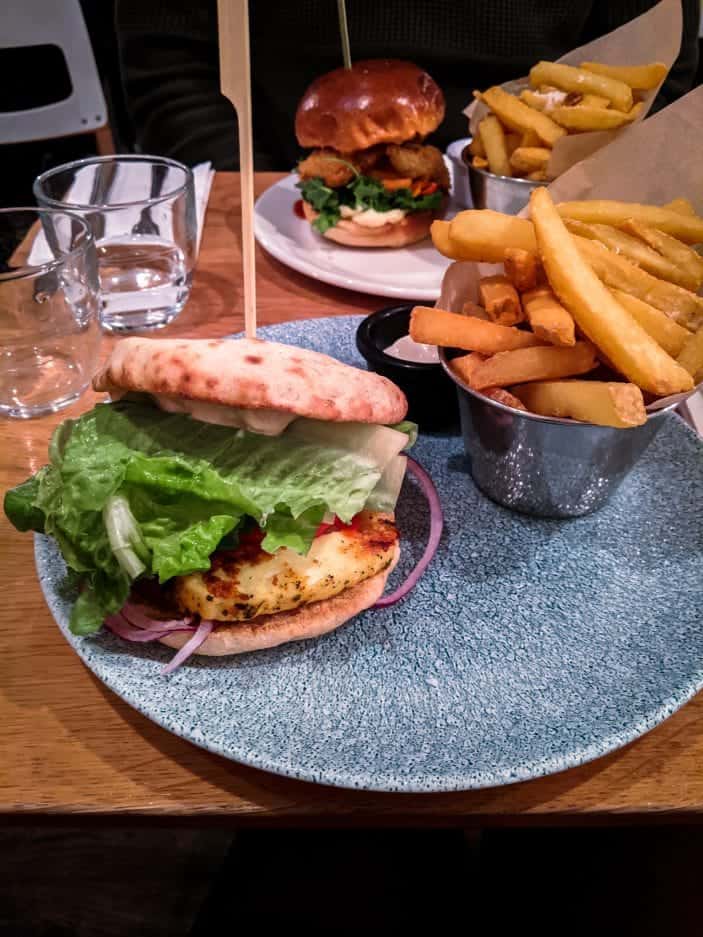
[29,160,215,264]
[193,161,215,252]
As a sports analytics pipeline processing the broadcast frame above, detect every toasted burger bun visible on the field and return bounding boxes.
[93,336,407,425]
[295,59,444,152]
[158,544,400,656]
[302,201,434,248]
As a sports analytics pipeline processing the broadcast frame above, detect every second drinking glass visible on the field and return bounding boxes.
[34,155,197,332]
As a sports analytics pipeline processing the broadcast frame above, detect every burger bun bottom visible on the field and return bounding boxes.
[302,200,435,248]
[159,544,400,656]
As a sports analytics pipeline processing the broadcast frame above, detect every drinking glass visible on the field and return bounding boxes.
[0,207,101,419]
[34,155,197,332]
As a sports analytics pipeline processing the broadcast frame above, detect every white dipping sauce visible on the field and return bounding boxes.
[384,335,440,364]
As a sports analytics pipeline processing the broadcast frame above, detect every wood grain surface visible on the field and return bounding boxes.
[2,173,702,823]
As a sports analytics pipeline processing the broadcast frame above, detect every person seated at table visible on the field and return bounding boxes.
[115,0,700,171]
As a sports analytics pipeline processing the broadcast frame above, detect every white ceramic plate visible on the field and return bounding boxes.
[254,172,459,301]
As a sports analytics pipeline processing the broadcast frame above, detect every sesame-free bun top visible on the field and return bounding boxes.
[93,337,408,425]
[295,59,445,153]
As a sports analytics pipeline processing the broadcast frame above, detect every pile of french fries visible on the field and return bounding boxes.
[411,191,703,429]
[469,60,667,181]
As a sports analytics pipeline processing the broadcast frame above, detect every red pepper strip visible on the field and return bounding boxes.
[315,514,361,538]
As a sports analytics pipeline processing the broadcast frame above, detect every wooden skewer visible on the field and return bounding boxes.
[337,0,352,69]
[216,0,257,339]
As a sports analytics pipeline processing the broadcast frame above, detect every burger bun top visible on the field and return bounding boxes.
[295,59,445,153]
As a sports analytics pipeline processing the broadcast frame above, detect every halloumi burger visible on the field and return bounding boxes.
[4,337,441,673]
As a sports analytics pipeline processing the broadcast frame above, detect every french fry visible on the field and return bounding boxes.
[472,156,489,170]
[430,220,463,260]
[519,89,549,111]
[610,289,690,358]
[505,132,522,156]
[467,342,597,390]
[564,219,701,291]
[468,136,486,158]
[482,387,528,410]
[410,306,542,353]
[677,328,703,384]
[556,200,703,244]
[621,219,703,287]
[509,146,551,175]
[550,103,641,132]
[503,247,540,291]
[479,275,524,326]
[462,300,490,320]
[574,235,703,332]
[448,211,537,263]
[449,352,487,384]
[664,197,696,217]
[527,170,549,181]
[520,129,541,147]
[451,358,532,411]
[476,86,566,147]
[530,188,693,396]
[522,286,576,347]
[579,60,667,90]
[529,61,633,112]
[512,381,647,428]
[478,115,512,177]
[578,93,610,108]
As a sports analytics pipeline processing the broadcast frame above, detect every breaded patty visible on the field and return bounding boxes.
[297,148,357,187]
[298,146,386,188]
[386,143,450,189]
[173,512,398,622]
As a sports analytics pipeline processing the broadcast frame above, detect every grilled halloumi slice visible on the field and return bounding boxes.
[173,511,398,621]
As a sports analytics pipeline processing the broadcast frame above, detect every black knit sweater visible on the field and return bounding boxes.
[115,0,699,170]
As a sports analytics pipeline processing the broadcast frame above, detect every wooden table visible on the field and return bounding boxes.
[2,173,702,825]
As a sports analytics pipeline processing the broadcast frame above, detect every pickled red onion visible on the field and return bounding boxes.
[104,613,181,642]
[122,601,194,632]
[104,609,209,674]
[373,456,443,608]
[161,618,214,676]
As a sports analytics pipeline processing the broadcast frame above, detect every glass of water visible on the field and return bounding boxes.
[0,207,101,419]
[33,155,197,332]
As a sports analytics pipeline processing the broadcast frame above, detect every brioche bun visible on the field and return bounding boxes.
[295,59,445,153]
[302,200,434,248]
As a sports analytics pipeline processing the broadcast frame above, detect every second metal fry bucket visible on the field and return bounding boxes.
[462,146,542,215]
[440,349,680,518]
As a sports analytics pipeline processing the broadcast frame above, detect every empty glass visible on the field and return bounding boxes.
[33,155,197,332]
[0,207,101,419]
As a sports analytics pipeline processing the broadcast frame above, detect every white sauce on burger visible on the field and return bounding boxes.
[151,394,295,435]
[340,205,407,228]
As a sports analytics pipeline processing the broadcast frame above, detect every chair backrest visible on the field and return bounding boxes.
[0,0,107,144]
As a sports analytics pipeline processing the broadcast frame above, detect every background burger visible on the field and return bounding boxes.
[295,59,450,248]
[4,337,416,670]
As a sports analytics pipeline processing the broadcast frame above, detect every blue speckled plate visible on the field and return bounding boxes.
[35,316,703,792]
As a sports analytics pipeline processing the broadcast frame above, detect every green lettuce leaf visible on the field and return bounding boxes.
[389,421,418,450]
[262,505,326,554]
[3,473,47,532]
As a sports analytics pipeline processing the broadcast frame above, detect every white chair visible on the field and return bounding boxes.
[0,0,107,144]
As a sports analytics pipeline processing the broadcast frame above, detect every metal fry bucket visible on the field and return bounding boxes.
[440,348,680,518]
